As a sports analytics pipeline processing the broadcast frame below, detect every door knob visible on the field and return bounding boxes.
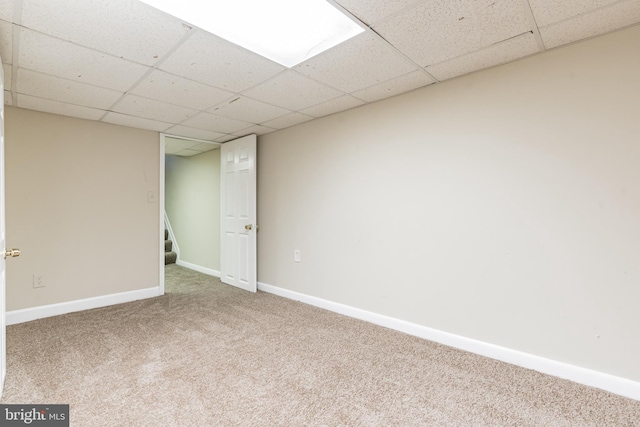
[245,224,252,231]
[4,248,20,259]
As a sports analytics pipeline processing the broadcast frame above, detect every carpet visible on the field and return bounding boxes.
[2,265,639,426]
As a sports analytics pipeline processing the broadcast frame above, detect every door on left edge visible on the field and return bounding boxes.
[0,55,21,397]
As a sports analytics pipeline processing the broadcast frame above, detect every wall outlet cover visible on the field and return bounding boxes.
[33,274,45,288]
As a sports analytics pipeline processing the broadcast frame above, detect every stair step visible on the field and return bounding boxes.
[164,239,173,252]
[165,252,177,265]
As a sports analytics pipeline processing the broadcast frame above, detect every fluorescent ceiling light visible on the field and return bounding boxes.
[139,0,364,67]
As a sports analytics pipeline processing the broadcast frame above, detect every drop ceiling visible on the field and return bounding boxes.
[2,0,639,153]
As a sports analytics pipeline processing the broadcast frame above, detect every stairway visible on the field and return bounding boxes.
[164,229,177,265]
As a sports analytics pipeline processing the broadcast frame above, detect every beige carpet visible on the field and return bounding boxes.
[2,265,639,426]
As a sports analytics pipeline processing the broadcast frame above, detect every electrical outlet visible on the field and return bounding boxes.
[33,274,45,288]
[294,249,301,263]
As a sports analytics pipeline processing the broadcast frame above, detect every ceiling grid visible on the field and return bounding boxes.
[0,0,637,155]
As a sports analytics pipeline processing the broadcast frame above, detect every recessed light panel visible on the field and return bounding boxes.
[139,0,364,67]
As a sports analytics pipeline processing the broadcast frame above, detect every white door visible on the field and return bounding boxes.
[0,56,7,396]
[220,134,257,292]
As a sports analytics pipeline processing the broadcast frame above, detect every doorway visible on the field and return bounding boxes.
[160,134,222,294]
[159,133,257,294]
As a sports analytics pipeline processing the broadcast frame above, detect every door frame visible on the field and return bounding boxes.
[158,133,165,295]
[0,55,6,397]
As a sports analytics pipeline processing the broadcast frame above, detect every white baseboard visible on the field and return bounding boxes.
[6,287,163,325]
[176,260,220,278]
[257,281,640,401]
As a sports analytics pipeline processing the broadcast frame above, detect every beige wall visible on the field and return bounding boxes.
[165,148,221,271]
[257,25,640,382]
[5,107,160,311]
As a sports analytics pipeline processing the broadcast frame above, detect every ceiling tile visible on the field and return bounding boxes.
[3,62,11,90]
[232,124,276,137]
[374,0,531,66]
[17,68,123,109]
[159,30,285,92]
[243,71,343,111]
[164,125,225,142]
[426,32,540,81]
[17,94,105,120]
[190,143,220,153]
[300,95,364,117]
[352,70,436,102]
[18,28,149,91]
[209,96,290,124]
[102,112,171,132]
[132,70,234,111]
[528,0,620,27]
[4,90,13,106]
[295,32,418,93]
[335,0,422,25]
[262,112,314,130]
[172,149,203,157]
[112,94,197,123]
[21,0,189,66]
[165,137,201,153]
[181,111,253,134]
[539,1,640,49]
[0,20,12,64]
[215,134,239,143]
[0,1,13,22]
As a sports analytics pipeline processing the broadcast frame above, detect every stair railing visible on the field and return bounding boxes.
[164,211,180,261]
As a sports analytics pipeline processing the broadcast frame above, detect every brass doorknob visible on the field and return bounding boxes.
[4,248,20,259]
[245,224,252,231]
